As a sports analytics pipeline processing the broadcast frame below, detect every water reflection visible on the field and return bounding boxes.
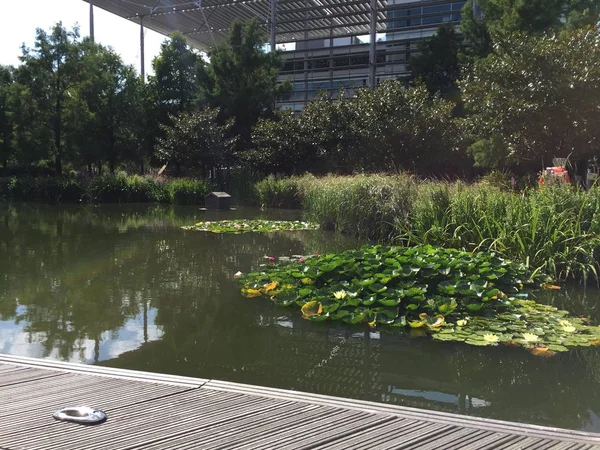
[1,202,600,431]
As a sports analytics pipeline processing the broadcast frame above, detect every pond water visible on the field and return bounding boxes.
[1,202,600,432]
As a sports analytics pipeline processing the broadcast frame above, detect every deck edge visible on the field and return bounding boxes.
[1,354,598,446]
[0,354,208,387]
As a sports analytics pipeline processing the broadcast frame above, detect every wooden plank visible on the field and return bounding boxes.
[0,354,208,387]
[0,356,597,450]
[204,380,600,446]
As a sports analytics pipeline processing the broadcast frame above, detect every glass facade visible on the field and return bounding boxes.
[276,0,465,111]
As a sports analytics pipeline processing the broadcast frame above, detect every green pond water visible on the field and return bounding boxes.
[1,202,600,431]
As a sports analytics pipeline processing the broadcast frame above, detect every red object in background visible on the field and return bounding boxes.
[538,166,571,185]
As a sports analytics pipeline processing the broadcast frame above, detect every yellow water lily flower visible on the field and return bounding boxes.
[301,301,323,319]
[522,333,539,343]
[483,334,499,344]
[559,320,571,328]
[263,281,278,292]
[427,316,445,329]
[333,290,347,300]
[561,325,576,333]
[456,319,468,327]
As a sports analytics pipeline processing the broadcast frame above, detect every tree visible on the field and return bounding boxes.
[156,107,236,174]
[460,27,600,168]
[0,66,14,168]
[13,23,85,175]
[409,23,462,97]
[565,0,600,29]
[206,19,291,145]
[75,43,142,173]
[152,32,203,118]
[461,0,565,59]
[349,81,461,174]
[250,92,359,174]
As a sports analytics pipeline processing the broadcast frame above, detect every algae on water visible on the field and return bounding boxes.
[239,245,600,356]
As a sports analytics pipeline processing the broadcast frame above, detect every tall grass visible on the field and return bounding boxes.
[0,174,213,205]
[253,174,600,281]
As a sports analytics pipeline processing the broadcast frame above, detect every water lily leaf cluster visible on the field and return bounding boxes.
[182,220,319,233]
[239,244,600,355]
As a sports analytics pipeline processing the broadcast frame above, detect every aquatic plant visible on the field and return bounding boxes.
[250,175,600,281]
[239,245,600,355]
[183,219,319,233]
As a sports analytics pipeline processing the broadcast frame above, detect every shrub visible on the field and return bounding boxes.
[168,178,212,205]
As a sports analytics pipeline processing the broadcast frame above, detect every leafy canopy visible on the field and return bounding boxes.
[460,27,600,167]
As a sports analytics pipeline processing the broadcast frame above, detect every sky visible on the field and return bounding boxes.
[0,0,167,76]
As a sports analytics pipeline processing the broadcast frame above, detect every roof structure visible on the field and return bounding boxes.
[83,0,388,51]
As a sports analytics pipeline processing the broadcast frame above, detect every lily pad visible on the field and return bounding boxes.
[183,219,319,234]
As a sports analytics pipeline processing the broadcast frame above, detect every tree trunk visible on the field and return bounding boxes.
[54,80,63,176]
[108,127,116,173]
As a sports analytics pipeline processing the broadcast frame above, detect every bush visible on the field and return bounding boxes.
[86,173,169,203]
[2,176,85,203]
[253,175,308,209]
[168,178,212,205]
[1,174,212,205]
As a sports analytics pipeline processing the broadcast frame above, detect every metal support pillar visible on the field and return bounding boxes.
[140,16,146,81]
[89,0,95,41]
[270,0,277,52]
[368,0,377,90]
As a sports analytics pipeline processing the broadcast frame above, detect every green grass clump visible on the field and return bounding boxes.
[252,175,600,281]
[87,173,169,203]
[406,183,600,282]
[1,174,213,205]
[2,176,84,203]
[254,175,308,209]
[168,178,212,205]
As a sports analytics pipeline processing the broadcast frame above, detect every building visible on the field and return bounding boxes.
[84,0,465,110]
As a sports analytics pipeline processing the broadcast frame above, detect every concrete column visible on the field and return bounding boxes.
[140,16,146,81]
[89,0,95,41]
[368,0,377,90]
[270,0,277,52]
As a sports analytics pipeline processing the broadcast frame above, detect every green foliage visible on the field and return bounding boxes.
[253,175,307,209]
[0,174,211,204]
[12,23,85,175]
[565,0,600,29]
[252,175,600,281]
[152,32,204,120]
[206,20,291,144]
[156,107,236,172]
[86,173,169,203]
[0,65,14,168]
[461,0,570,58]
[251,82,461,175]
[183,219,318,233]
[351,82,461,173]
[167,178,212,205]
[460,27,600,168]
[3,176,84,203]
[409,24,462,96]
[239,244,600,354]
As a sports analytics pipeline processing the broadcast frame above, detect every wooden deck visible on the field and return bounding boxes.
[0,354,598,450]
